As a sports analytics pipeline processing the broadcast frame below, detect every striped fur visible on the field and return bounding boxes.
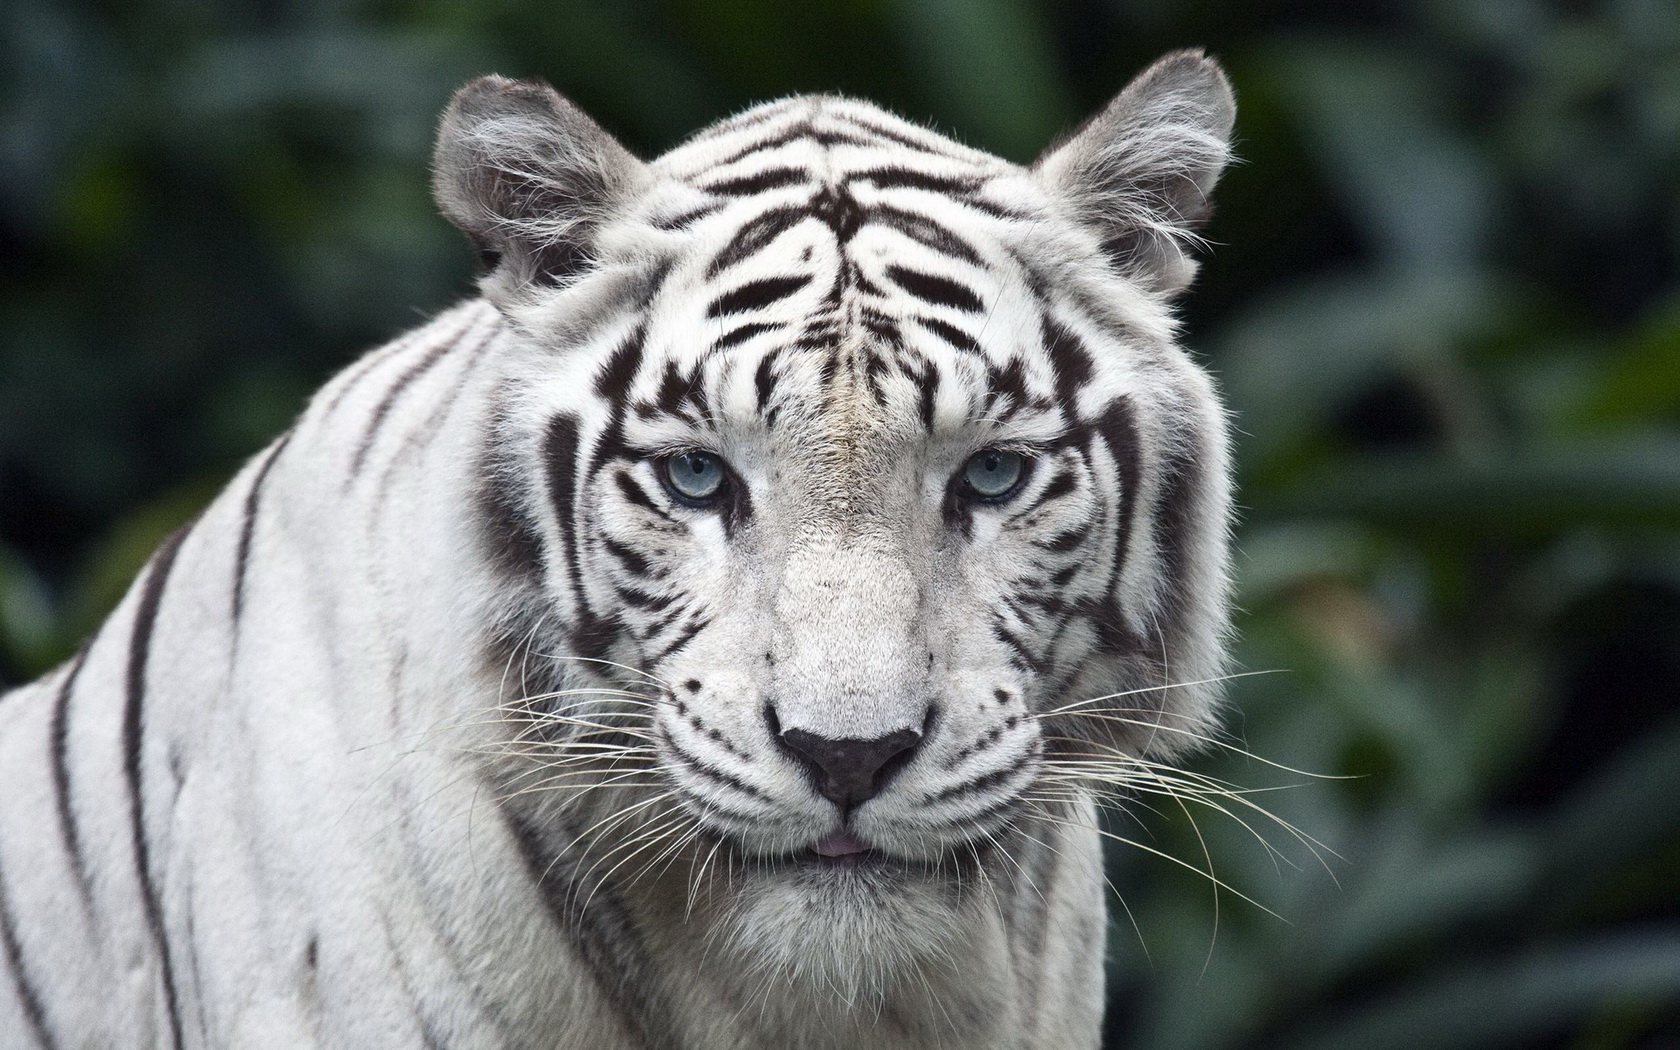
[0,51,1235,1049]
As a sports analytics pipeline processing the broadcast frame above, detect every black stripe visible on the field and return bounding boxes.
[49,644,94,911]
[853,167,1027,220]
[915,316,983,356]
[708,119,866,165]
[860,307,901,347]
[1008,466,1078,522]
[700,166,809,197]
[614,583,676,613]
[594,325,649,401]
[924,761,1027,804]
[913,362,939,432]
[1042,316,1095,412]
[867,204,982,265]
[601,537,653,579]
[543,415,586,608]
[232,430,293,623]
[652,360,703,422]
[475,402,545,586]
[348,314,478,478]
[713,322,780,352]
[650,202,722,231]
[991,616,1045,674]
[0,835,58,1050]
[668,742,767,799]
[706,274,812,318]
[754,349,781,413]
[984,357,1034,423]
[1153,416,1208,651]
[837,115,958,157]
[612,470,670,519]
[124,521,194,1050]
[644,616,706,668]
[885,265,983,313]
[317,325,426,420]
[695,198,799,277]
[808,184,863,241]
[854,167,981,196]
[1090,398,1142,614]
[1036,523,1091,553]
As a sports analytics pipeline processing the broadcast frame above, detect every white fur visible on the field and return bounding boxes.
[0,51,1235,1050]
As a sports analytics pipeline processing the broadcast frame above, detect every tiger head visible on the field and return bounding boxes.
[436,53,1235,990]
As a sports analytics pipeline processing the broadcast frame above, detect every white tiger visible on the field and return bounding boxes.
[0,50,1235,1050]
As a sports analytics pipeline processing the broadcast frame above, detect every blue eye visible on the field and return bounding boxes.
[662,451,728,503]
[960,449,1028,500]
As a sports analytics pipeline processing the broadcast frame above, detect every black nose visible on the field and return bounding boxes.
[777,725,923,810]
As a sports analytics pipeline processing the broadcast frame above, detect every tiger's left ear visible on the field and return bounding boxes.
[1034,50,1235,297]
[433,75,651,300]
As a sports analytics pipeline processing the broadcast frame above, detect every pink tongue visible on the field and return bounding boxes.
[813,831,871,858]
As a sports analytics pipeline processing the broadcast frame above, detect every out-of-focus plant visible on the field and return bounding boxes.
[2,0,1675,1046]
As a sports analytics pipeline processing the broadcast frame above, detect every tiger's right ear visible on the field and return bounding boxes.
[432,75,649,297]
[1033,51,1235,298]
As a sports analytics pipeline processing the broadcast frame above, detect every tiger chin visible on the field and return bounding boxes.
[0,49,1236,1050]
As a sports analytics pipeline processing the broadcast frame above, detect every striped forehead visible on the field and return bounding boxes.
[629,222,1059,441]
[621,104,1074,439]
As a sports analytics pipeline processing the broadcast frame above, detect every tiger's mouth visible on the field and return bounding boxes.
[697,824,989,884]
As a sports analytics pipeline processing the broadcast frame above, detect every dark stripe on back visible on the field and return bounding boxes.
[705,206,809,278]
[232,430,294,624]
[706,275,812,318]
[124,521,194,1050]
[348,314,477,478]
[49,644,95,911]
[317,325,426,420]
[0,837,58,1050]
[885,265,983,313]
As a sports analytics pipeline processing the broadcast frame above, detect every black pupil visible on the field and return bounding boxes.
[680,454,707,478]
[979,453,1005,475]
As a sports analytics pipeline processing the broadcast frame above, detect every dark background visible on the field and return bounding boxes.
[3,1,1678,1046]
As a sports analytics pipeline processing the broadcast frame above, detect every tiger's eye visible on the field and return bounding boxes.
[961,449,1027,500]
[662,451,728,503]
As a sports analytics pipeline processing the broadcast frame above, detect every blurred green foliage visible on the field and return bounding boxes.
[2,0,1677,1046]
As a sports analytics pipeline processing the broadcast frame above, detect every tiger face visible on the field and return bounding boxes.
[439,55,1234,986]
